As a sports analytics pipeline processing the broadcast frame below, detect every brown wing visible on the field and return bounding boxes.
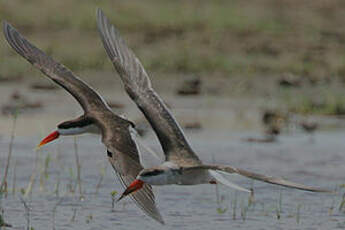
[108,153,164,224]
[103,121,164,224]
[184,165,332,193]
[3,21,108,113]
[3,21,164,224]
[96,9,201,166]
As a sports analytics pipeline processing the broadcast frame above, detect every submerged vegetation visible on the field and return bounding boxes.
[0,113,17,196]
[0,121,343,228]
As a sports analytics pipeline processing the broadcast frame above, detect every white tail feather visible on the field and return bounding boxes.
[216,170,236,177]
[209,170,250,193]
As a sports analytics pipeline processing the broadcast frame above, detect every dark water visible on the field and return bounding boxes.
[0,130,344,230]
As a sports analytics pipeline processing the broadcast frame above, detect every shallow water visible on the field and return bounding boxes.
[0,78,344,229]
[0,130,344,230]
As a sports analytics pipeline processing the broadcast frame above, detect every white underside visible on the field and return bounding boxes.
[58,124,99,136]
[139,164,250,193]
[208,170,250,193]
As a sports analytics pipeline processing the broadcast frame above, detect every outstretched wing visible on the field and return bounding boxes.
[96,9,201,166]
[102,120,164,224]
[107,149,164,224]
[184,165,332,193]
[3,21,109,113]
[3,21,164,224]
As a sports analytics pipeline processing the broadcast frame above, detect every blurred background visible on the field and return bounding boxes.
[0,0,345,135]
[0,1,344,229]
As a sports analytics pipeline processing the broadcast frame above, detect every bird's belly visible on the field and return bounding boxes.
[143,168,213,186]
[177,169,212,185]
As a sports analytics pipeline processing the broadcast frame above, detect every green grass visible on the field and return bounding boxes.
[1,0,345,115]
[288,95,345,116]
[1,0,345,79]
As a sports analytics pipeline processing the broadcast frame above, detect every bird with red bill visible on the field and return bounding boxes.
[37,130,60,148]
[117,179,144,202]
[3,20,164,224]
[97,9,333,207]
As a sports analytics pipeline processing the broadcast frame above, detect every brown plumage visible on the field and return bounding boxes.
[97,8,331,197]
[97,9,201,167]
[3,21,164,224]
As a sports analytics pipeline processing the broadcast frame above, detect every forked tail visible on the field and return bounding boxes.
[208,170,250,193]
[183,164,333,193]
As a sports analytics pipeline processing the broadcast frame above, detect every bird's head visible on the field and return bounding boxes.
[37,116,97,148]
[117,168,166,202]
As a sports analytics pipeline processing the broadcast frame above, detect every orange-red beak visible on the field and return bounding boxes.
[37,130,60,148]
[117,179,144,202]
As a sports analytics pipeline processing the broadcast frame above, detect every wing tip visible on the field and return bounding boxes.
[2,20,9,32]
[96,7,107,34]
[2,20,13,42]
[2,20,11,33]
[156,216,165,225]
[96,7,104,19]
[2,20,23,57]
[129,192,165,225]
[312,188,334,193]
[133,190,165,224]
[150,209,165,225]
[273,178,334,193]
[96,7,104,26]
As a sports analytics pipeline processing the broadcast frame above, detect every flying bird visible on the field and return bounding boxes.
[2,21,164,224]
[96,9,331,206]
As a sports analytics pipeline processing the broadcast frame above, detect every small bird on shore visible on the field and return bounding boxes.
[300,120,318,134]
[300,120,318,142]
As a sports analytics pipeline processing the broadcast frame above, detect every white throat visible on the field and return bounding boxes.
[58,124,99,136]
